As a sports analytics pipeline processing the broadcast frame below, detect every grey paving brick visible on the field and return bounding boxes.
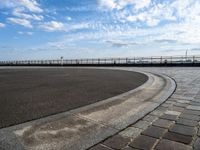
[165,110,181,116]
[150,110,164,117]
[119,127,142,138]
[141,125,167,138]
[142,115,158,122]
[187,105,200,111]
[153,119,174,128]
[156,106,168,111]
[160,114,178,121]
[90,144,113,150]
[179,113,200,121]
[132,120,150,130]
[174,103,188,108]
[175,99,190,104]
[129,135,157,150]
[176,118,198,127]
[190,102,200,106]
[194,138,200,150]
[161,103,172,108]
[169,124,195,136]
[168,106,185,112]
[182,109,200,116]
[171,95,193,101]
[163,132,193,144]
[103,135,131,150]
[165,100,176,104]
[155,139,192,150]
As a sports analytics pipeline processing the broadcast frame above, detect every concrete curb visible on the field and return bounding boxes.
[0,68,176,150]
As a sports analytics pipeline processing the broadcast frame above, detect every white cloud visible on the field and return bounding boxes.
[0,0,43,13]
[12,7,43,21]
[7,18,33,28]
[69,23,90,31]
[19,0,43,13]
[66,16,72,21]
[39,21,90,32]
[0,0,43,29]
[106,39,138,47]
[133,0,151,10]
[105,0,200,27]
[98,0,151,10]
[39,21,64,31]
[146,18,160,27]
[0,22,6,27]
[18,31,33,35]
[98,0,116,10]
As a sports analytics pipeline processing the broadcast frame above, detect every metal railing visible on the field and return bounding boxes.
[0,55,200,66]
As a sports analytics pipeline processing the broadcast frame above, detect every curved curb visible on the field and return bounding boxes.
[72,69,176,130]
[0,68,176,150]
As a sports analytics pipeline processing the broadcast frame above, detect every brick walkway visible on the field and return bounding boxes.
[89,68,200,150]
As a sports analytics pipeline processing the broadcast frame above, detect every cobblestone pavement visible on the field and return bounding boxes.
[89,67,200,150]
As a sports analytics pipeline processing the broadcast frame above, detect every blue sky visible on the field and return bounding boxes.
[0,0,200,60]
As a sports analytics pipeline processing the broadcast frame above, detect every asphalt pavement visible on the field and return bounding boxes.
[0,67,147,129]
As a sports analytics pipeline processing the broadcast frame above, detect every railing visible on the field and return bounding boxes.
[0,55,200,66]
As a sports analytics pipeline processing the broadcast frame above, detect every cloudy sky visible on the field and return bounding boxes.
[0,0,200,60]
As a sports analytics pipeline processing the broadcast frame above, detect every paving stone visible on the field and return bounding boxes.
[142,115,158,122]
[141,125,167,138]
[176,118,198,127]
[155,139,192,150]
[187,105,200,111]
[119,127,142,138]
[90,144,113,150]
[194,138,200,150]
[174,103,188,108]
[129,135,157,150]
[160,114,178,121]
[179,113,200,121]
[169,124,195,136]
[150,110,164,117]
[161,103,172,108]
[156,106,168,111]
[163,132,193,144]
[132,120,150,130]
[168,106,185,112]
[103,134,131,150]
[153,119,174,128]
[176,99,190,104]
[190,101,200,106]
[171,95,192,101]
[182,109,200,116]
[165,110,181,116]
[165,100,176,104]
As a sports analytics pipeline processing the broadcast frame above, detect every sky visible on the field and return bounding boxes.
[0,0,200,60]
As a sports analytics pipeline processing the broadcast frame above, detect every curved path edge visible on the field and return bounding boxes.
[0,68,176,150]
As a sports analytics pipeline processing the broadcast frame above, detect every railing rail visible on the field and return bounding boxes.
[0,55,200,66]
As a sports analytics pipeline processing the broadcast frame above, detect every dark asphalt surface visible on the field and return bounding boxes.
[0,68,148,129]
